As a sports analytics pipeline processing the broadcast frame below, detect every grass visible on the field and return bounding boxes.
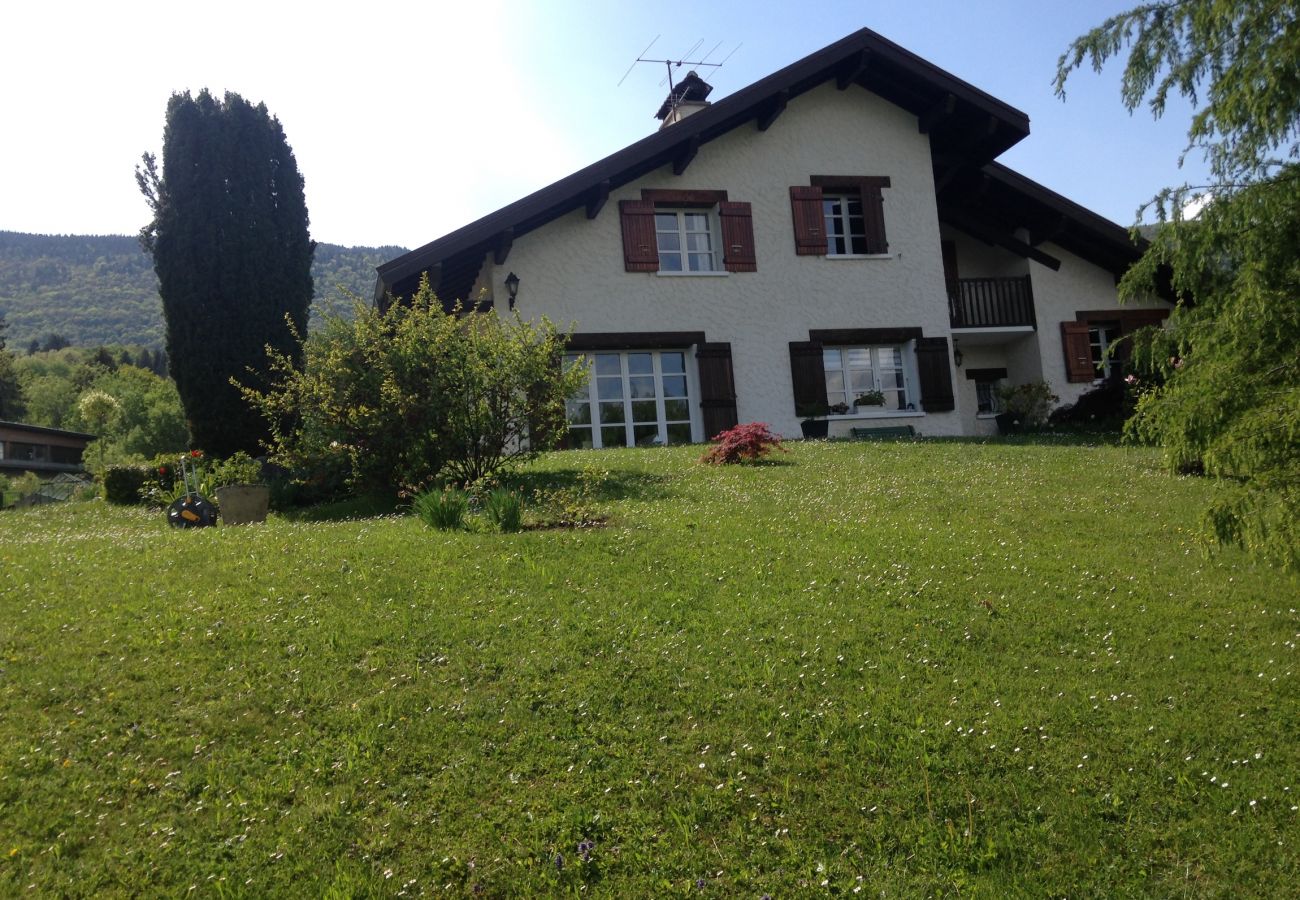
[1,440,1297,897]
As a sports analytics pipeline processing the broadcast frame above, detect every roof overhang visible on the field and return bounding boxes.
[937,161,1149,277]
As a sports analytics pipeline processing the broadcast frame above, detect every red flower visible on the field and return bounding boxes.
[190,449,203,458]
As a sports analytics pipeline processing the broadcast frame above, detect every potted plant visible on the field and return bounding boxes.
[797,402,830,439]
[853,390,886,409]
[210,451,270,525]
[995,381,1059,434]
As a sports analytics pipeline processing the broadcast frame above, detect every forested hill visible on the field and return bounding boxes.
[0,231,408,349]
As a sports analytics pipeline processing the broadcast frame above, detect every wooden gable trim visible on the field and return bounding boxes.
[492,227,513,265]
[809,327,923,345]
[756,89,789,131]
[641,189,729,207]
[837,49,872,90]
[566,331,707,352]
[672,135,701,176]
[965,367,1008,381]
[585,179,611,220]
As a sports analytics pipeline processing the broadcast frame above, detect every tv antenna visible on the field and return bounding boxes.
[617,36,742,97]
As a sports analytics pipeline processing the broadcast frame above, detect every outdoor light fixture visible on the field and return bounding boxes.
[504,271,520,310]
[953,342,964,368]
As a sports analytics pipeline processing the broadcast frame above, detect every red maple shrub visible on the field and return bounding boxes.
[700,422,787,465]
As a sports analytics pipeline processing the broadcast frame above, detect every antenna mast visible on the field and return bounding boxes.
[617,37,742,115]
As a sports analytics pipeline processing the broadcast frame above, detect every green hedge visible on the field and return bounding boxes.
[102,465,152,505]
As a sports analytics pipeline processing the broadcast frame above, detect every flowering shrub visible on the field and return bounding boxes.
[700,422,787,465]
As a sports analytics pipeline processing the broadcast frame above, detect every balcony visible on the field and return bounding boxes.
[948,276,1036,329]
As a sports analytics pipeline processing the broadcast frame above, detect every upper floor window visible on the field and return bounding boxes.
[619,190,756,274]
[790,176,891,257]
[823,193,868,256]
[655,210,717,272]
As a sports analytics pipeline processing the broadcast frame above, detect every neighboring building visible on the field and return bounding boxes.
[0,421,95,476]
[376,28,1168,445]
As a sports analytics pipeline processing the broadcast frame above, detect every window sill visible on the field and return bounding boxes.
[829,409,925,420]
[824,253,892,260]
[976,413,999,420]
[654,270,729,278]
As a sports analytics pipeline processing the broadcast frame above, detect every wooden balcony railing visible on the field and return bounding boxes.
[948,276,1036,329]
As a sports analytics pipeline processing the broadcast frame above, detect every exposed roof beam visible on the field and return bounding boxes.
[954,115,999,154]
[756,89,789,131]
[672,135,700,176]
[493,227,514,265]
[585,180,610,220]
[917,93,956,133]
[837,49,871,89]
[1031,214,1069,247]
[941,209,1062,270]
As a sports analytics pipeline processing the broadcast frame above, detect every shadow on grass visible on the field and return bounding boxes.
[902,429,1129,448]
[505,468,675,502]
[277,493,403,523]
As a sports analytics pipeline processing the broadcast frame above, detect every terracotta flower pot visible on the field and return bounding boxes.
[215,484,270,525]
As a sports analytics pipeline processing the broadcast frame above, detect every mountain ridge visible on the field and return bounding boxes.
[0,231,408,349]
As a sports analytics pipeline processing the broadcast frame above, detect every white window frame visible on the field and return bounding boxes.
[654,209,721,275]
[1089,322,1122,379]
[822,343,920,416]
[822,192,868,256]
[974,377,1003,417]
[564,349,701,449]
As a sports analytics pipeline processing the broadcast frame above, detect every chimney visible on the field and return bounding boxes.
[656,70,713,130]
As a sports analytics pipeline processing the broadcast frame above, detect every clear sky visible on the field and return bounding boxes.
[1,1,1208,250]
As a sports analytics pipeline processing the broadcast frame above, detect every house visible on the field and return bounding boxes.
[0,421,95,476]
[376,28,1169,445]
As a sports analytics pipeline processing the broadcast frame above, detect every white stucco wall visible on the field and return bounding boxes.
[938,225,1028,280]
[1028,243,1169,407]
[486,82,963,439]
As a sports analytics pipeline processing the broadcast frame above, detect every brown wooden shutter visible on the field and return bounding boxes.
[696,343,739,439]
[862,183,888,254]
[789,186,825,255]
[619,200,659,272]
[915,336,955,411]
[1061,322,1095,382]
[788,340,827,414]
[718,201,757,272]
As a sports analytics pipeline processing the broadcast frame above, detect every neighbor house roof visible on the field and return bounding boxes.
[376,27,1143,302]
[0,421,96,441]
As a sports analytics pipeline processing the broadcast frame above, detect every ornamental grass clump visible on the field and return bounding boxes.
[483,487,524,532]
[412,486,468,531]
[700,422,787,464]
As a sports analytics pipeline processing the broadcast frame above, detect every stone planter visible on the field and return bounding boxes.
[800,419,829,439]
[215,484,270,525]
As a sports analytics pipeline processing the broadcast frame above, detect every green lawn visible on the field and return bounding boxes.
[2,440,1297,897]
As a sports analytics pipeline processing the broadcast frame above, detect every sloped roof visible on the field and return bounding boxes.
[376,27,1032,301]
[376,27,1146,301]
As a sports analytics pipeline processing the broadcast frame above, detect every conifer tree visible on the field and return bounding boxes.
[138,90,314,456]
[0,315,24,420]
[1058,1,1300,567]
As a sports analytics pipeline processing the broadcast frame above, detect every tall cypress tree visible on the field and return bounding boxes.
[0,315,25,421]
[137,90,314,457]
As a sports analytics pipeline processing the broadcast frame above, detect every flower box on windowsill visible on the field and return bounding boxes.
[829,409,925,421]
